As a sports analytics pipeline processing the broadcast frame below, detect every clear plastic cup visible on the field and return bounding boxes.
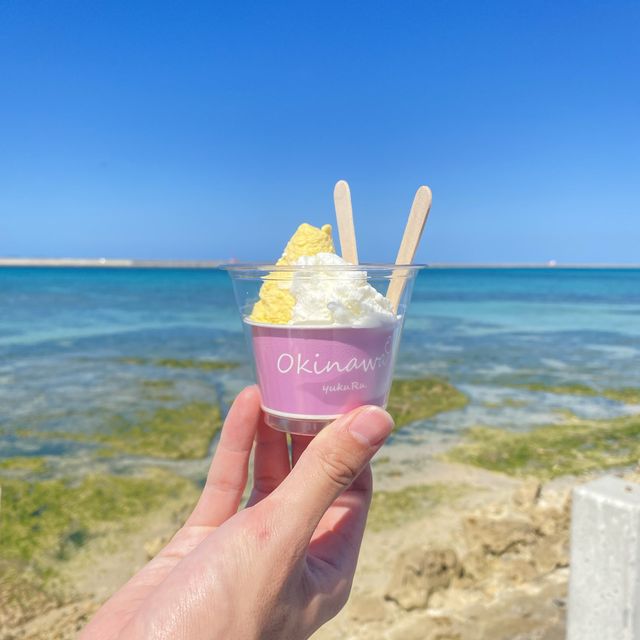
[220,263,424,435]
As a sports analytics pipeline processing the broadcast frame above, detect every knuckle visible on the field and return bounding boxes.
[317,448,359,489]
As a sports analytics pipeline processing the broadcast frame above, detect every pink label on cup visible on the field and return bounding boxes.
[250,323,399,419]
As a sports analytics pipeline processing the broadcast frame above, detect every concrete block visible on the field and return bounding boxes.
[568,476,640,640]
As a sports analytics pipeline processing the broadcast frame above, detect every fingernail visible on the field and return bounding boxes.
[347,406,394,447]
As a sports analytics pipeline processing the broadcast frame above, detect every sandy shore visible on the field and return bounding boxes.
[3,374,639,639]
[2,454,577,640]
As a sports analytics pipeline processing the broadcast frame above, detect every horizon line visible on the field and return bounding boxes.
[1,257,640,269]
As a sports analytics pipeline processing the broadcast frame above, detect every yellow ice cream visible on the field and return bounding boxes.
[250,223,335,324]
[276,223,335,266]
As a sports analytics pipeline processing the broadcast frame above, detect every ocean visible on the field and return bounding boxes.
[1,267,639,461]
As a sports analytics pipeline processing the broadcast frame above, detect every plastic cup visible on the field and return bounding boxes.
[220,263,423,435]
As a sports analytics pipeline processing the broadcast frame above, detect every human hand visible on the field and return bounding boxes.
[80,386,393,640]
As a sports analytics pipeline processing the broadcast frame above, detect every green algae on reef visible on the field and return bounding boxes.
[98,402,222,458]
[140,379,175,389]
[0,456,48,474]
[0,561,66,631]
[602,388,640,404]
[515,382,596,396]
[0,468,198,624]
[0,468,198,569]
[17,401,223,460]
[118,357,239,371]
[138,378,178,401]
[482,398,529,409]
[444,413,640,480]
[368,483,468,531]
[511,382,640,405]
[387,377,469,429]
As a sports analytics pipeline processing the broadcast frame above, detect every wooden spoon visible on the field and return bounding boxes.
[387,185,432,311]
[333,180,359,264]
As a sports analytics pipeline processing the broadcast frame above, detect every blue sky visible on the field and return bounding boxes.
[1,1,638,263]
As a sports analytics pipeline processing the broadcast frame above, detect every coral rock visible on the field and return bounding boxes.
[348,593,386,622]
[463,513,537,556]
[385,547,460,611]
[512,479,542,508]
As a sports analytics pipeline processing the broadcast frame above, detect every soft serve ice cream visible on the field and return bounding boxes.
[243,222,402,433]
[250,223,395,327]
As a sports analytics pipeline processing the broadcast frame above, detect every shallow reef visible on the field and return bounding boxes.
[0,467,198,629]
[510,382,640,404]
[445,413,640,479]
[96,402,222,458]
[140,379,175,388]
[138,379,178,401]
[0,456,49,473]
[386,377,469,429]
[117,357,239,371]
[2,469,194,565]
[482,398,530,409]
[18,401,223,460]
[0,468,197,579]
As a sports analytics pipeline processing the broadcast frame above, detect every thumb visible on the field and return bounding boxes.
[270,405,394,542]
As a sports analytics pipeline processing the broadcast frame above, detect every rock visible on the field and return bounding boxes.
[388,614,460,640]
[464,513,537,555]
[385,547,460,611]
[438,584,567,640]
[459,549,490,583]
[512,480,542,508]
[532,533,569,574]
[347,593,386,623]
[531,493,571,537]
[379,486,569,640]
[1,599,98,640]
[461,553,538,591]
[539,627,567,640]
[495,556,539,584]
[478,614,539,640]
[455,484,572,595]
[430,586,486,611]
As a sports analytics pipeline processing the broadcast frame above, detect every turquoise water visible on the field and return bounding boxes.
[1,267,639,458]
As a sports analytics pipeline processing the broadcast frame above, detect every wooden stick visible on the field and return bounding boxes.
[387,185,432,311]
[333,180,359,264]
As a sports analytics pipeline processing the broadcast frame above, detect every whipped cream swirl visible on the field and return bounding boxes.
[289,253,395,326]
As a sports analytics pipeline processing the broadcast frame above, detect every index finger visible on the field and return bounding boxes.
[186,386,261,527]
